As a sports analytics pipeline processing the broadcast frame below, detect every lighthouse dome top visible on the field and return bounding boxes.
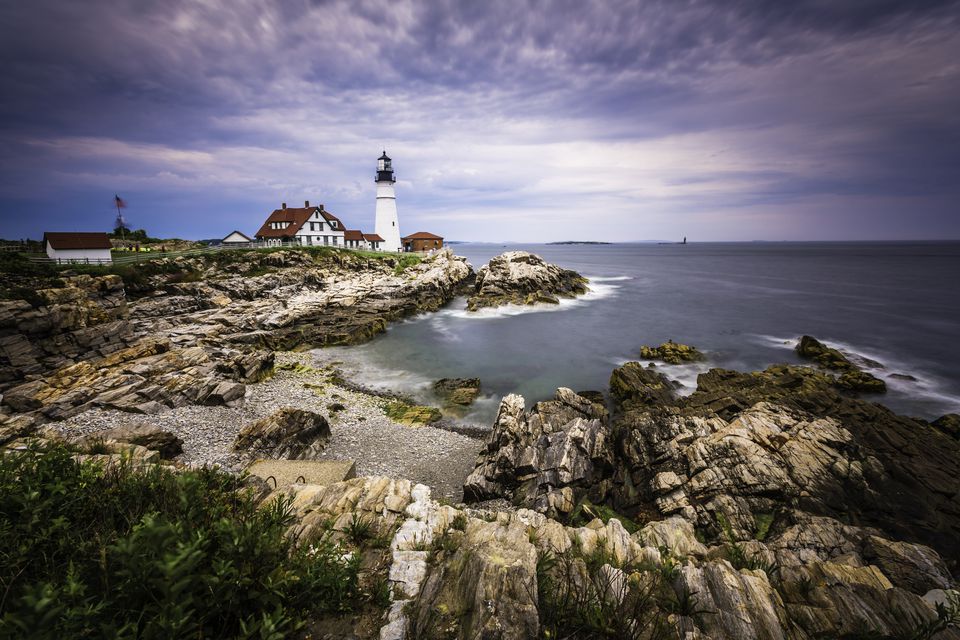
[376,150,395,182]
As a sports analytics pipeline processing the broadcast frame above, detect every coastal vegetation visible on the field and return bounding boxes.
[0,444,369,638]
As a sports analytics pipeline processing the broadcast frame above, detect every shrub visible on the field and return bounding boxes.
[0,444,362,637]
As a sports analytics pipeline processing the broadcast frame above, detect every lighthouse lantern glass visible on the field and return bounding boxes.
[377,158,385,171]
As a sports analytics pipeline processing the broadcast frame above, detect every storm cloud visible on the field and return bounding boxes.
[1,0,958,241]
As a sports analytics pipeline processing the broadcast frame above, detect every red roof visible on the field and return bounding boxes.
[344,229,364,241]
[44,232,112,250]
[401,231,443,240]
[254,205,346,239]
[363,233,384,242]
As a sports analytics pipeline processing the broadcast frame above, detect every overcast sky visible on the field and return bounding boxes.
[1,0,959,242]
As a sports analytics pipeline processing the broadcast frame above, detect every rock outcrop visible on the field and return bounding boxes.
[459,358,960,638]
[81,423,184,459]
[233,408,331,459]
[796,334,886,393]
[466,251,587,311]
[433,377,481,407]
[276,474,960,640]
[639,340,704,364]
[1,249,472,426]
[0,275,131,391]
[463,387,612,516]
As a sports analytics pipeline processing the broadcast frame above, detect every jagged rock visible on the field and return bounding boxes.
[410,515,539,640]
[215,350,275,383]
[609,361,679,408]
[464,388,613,517]
[233,408,331,459]
[466,251,587,311]
[932,413,960,440]
[433,377,481,406]
[639,340,704,364]
[0,275,130,392]
[1,250,474,425]
[86,423,183,459]
[796,335,886,393]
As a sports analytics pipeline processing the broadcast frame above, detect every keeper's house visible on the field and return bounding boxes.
[43,232,113,264]
[255,201,346,247]
[402,231,443,252]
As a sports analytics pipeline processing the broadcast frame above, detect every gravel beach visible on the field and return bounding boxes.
[50,351,485,500]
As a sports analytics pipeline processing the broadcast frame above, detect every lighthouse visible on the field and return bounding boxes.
[374,151,402,252]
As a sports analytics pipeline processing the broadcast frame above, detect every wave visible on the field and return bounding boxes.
[747,333,960,414]
[440,275,624,321]
[609,356,711,397]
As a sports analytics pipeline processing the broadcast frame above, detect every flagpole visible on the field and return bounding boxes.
[115,195,126,245]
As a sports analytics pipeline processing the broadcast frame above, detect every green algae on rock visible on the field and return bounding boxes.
[638,340,705,364]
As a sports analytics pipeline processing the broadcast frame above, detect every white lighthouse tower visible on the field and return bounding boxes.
[374,151,402,252]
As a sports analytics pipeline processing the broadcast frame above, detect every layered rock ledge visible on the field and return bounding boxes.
[465,251,588,311]
[460,360,960,639]
[0,249,472,426]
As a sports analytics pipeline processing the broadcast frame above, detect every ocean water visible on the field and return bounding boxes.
[314,242,960,425]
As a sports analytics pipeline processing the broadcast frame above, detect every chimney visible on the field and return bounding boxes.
[281,202,286,209]
[305,200,310,208]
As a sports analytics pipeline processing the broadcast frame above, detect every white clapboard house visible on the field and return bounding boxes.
[254,201,383,250]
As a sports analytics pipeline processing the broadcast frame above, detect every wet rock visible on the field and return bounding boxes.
[932,414,960,440]
[233,407,331,459]
[609,361,679,408]
[384,401,443,426]
[639,340,704,364]
[466,251,588,311]
[433,377,481,406]
[796,335,886,393]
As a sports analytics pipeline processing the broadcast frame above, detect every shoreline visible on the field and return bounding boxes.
[48,351,484,500]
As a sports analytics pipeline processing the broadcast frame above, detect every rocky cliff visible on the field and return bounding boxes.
[466,251,588,311]
[458,361,960,639]
[0,249,472,428]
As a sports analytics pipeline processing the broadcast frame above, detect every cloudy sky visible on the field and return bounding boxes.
[1,0,959,242]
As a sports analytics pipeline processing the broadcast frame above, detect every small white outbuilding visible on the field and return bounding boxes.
[43,232,113,264]
[221,230,253,245]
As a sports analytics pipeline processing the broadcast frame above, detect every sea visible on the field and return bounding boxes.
[313,242,960,426]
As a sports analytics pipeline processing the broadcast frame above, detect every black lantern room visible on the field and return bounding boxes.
[376,151,395,183]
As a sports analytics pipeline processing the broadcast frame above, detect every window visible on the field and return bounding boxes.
[392,221,395,226]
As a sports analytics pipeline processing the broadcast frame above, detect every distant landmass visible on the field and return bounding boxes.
[546,241,612,245]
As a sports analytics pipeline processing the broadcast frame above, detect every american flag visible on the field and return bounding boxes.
[114,194,127,209]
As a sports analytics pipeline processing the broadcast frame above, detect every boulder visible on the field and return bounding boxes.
[609,361,679,408]
[466,251,588,311]
[90,424,183,459]
[384,401,442,426]
[233,408,331,459]
[433,377,481,407]
[796,335,886,393]
[464,388,614,517]
[639,340,704,364]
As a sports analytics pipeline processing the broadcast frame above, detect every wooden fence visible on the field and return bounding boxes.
[19,241,412,266]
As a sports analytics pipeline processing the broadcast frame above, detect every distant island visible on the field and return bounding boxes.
[546,240,612,245]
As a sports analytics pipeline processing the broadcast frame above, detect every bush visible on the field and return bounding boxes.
[0,444,362,638]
